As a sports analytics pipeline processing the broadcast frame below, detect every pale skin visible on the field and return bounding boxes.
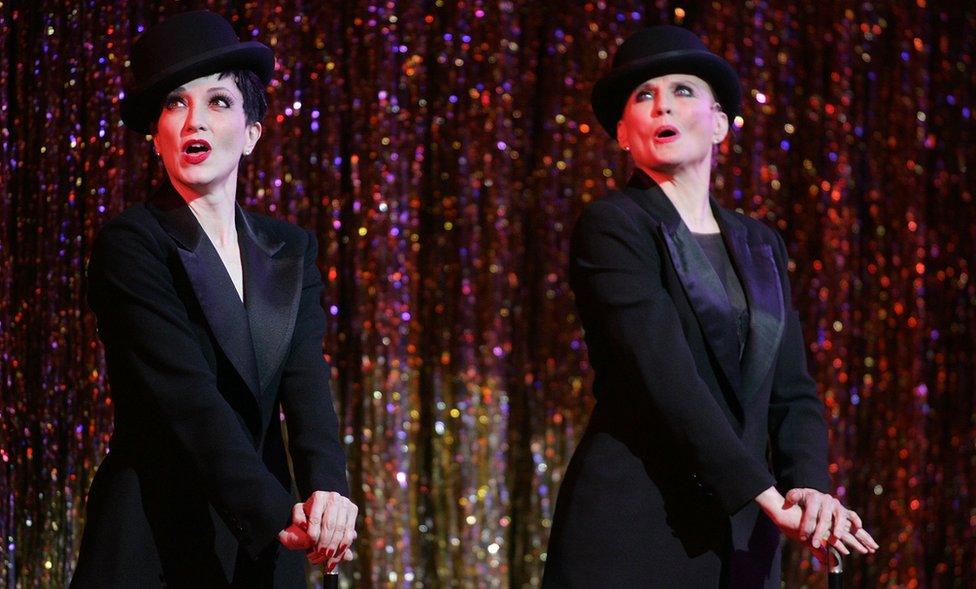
[153,72,357,570]
[616,73,879,559]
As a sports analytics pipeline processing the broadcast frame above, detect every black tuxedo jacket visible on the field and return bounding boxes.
[72,182,348,587]
[544,172,830,588]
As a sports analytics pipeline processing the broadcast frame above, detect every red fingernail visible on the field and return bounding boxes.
[325,549,334,559]
[338,544,347,553]
[327,561,337,572]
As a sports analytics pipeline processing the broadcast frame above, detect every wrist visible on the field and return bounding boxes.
[754,486,785,520]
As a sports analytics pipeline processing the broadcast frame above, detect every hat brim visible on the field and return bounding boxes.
[591,49,742,139]
[121,42,274,134]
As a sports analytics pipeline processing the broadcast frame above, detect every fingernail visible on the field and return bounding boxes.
[325,549,334,560]
[338,544,347,553]
[327,561,337,572]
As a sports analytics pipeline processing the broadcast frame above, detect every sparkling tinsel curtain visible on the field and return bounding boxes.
[1,1,973,587]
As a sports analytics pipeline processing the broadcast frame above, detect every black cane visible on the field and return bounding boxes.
[323,569,339,589]
[827,546,843,589]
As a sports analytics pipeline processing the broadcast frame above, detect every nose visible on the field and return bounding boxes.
[653,93,673,116]
[183,101,209,132]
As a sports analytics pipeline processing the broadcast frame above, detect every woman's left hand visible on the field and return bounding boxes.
[300,491,358,570]
[784,488,879,555]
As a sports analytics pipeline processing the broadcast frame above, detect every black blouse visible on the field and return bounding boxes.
[692,231,749,358]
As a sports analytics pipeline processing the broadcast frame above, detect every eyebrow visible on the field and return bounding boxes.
[166,86,235,96]
[635,77,704,92]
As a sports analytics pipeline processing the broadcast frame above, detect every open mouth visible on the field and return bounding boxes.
[183,140,212,154]
[181,139,212,163]
[655,126,679,139]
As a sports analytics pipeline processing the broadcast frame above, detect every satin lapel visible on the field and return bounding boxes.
[622,175,743,394]
[147,184,262,400]
[237,208,302,395]
[662,225,744,393]
[714,206,785,405]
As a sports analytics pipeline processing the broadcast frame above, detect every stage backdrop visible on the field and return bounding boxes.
[1,1,973,587]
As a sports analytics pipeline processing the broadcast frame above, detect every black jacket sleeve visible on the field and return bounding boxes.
[766,231,831,492]
[87,221,294,557]
[571,199,776,514]
[277,230,350,499]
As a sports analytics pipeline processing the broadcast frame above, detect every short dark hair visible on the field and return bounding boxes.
[150,69,268,133]
[219,69,268,125]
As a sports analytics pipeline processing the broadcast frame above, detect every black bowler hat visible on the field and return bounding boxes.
[120,10,274,134]
[591,25,741,139]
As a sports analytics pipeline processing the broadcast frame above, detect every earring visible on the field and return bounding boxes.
[622,146,631,151]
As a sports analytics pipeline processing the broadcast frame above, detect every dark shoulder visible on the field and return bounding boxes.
[577,190,640,224]
[572,190,657,255]
[92,203,168,259]
[97,202,155,233]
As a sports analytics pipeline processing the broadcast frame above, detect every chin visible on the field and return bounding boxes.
[645,159,685,173]
[174,171,217,188]
[647,151,707,173]
[170,163,235,190]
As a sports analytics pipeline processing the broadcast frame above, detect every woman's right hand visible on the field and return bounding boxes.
[300,491,359,571]
[755,486,878,559]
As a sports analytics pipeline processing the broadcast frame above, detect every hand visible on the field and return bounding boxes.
[756,487,879,559]
[783,488,878,555]
[301,491,358,571]
[278,503,314,550]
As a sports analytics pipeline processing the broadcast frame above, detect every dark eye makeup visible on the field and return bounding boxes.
[633,81,697,103]
[209,93,234,107]
[161,92,234,110]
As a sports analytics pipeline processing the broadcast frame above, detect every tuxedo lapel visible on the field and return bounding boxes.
[623,175,743,395]
[662,226,744,393]
[715,207,785,405]
[147,183,262,401]
[237,208,302,395]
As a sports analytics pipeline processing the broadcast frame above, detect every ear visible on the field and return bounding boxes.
[616,118,630,151]
[244,121,262,155]
[711,105,729,144]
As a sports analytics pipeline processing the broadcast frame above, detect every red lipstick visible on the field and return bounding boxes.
[181,139,212,164]
[653,125,680,144]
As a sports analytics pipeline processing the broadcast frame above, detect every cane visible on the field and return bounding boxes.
[323,569,339,589]
[827,546,843,589]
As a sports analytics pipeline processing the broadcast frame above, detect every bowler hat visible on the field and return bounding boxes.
[121,10,274,134]
[591,26,741,139]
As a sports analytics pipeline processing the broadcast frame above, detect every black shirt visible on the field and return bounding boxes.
[692,231,749,358]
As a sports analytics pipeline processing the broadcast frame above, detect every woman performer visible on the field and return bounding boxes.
[72,11,356,587]
[543,25,878,587]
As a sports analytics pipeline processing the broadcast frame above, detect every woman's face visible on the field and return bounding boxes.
[616,73,728,175]
[152,72,261,196]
